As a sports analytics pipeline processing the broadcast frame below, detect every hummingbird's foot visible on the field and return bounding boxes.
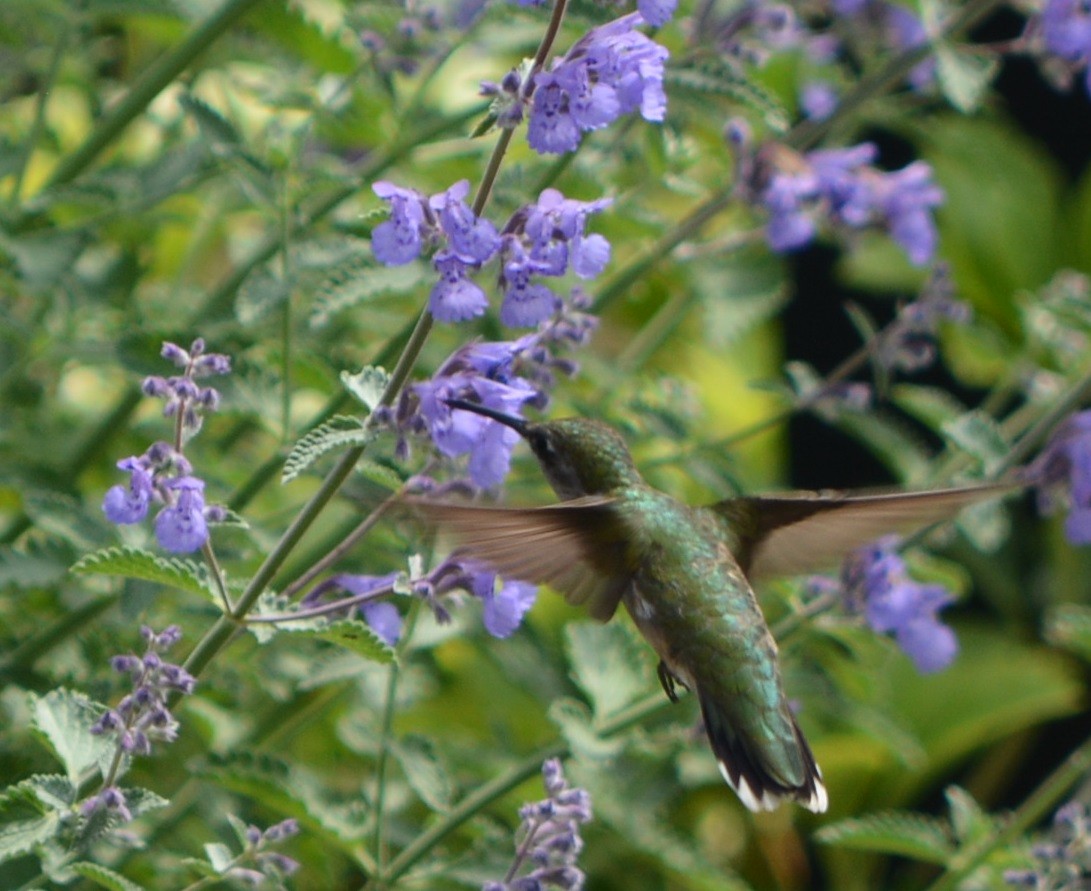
[657,660,683,703]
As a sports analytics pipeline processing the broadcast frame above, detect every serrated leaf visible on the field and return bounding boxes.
[71,547,212,598]
[816,811,954,863]
[565,622,650,719]
[668,62,789,132]
[390,734,453,812]
[309,260,427,328]
[941,410,1009,474]
[1044,603,1091,663]
[70,861,147,891]
[340,365,390,411]
[281,415,375,483]
[0,541,72,589]
[235,264,292,326]
[549,698,624,760]
[279,619,396,664]
[355,458,404,492]
[120,787,169,819]
[0,777,67,863]
[30,690,113,784]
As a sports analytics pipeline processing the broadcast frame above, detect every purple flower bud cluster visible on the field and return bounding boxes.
[90,626,196,758]
[1035,0,1091,95]
[227,818,301,884]
[526,13,668,155]
[483,758,592,891]
[840,538,959,673]
[142,339,230,437]
[1004,800,1091,888]
[744,141,944,266]
[102,442,225,553]
[81,785,132,823]
[1027,410,1091,544]
[372,182,611,329]
[103,340,230,554]
[830,0,935,91]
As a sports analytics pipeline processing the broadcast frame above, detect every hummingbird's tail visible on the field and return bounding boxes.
[699,692,828,813]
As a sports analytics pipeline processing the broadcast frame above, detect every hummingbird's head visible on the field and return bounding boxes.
[446,399,641,499]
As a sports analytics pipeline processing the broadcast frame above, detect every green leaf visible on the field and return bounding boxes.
[934,43,999,113]
[668,61,789,133]
[235,264,292,326]
[0,541,72,590]
[891,384,967,434]
[0,776,70,863]
[281,415,375,483]
[390,734,453,812]
[120,787,169,819]
[548,698,624,760]
[309,260,428,328]
[565,621,650,719]
[30,690,113,784]
[1044,603,1091,663]
[70,862,147,891]
[945,785,994,844]
[355,458,404,492]
[278,619,396,664]
[71,547,212,598]
[204,842,235,873]
[817,811,954,863]
[940,410,1009,475]
[340,365,391,412]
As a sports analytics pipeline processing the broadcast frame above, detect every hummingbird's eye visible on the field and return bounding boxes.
[528,429,554,459]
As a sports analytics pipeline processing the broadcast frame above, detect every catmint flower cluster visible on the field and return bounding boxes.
[838,537,959,673]
[876,269,971,372]
[1005,800,1091,888]
[525,13,669,155]
[372,181,611,328]
[1027,409,1091,544]
[744,141,944,266]
[830,0,935,91]
[483,758,593,891]
[226,818,301,884]
[315,558,537,642]
[390,321,596,489]
[90,625,196,759]
[103,340,230,553]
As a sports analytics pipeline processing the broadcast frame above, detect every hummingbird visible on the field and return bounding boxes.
[408,398,1010,813]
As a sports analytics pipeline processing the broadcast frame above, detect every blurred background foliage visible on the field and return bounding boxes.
[3,0,1091,889]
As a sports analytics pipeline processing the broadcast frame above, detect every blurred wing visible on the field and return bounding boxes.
[711,484,1014,580]
[402,495,633,622]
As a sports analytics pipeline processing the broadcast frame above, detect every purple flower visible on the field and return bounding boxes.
[361,601,403,646]
[82,786,132,823]
[527,13,668,155]
[873,162,945,266]
[638,0,677,27]
[486,759,592,891]
[142,339,230,434]
[154,476,209,553]
[500,242,560,327]
[1028,410,1091,543]
[842,538,959,673]
[103,457,153,524]
[430,180,500,264]
[800,81,838,121]
[473,571,539,638]
[372,181,429,265]
[430,251,490,322]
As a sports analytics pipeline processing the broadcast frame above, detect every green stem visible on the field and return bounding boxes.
[44,0,270,189]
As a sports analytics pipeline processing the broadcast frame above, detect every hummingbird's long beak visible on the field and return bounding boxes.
[444,398,528,436]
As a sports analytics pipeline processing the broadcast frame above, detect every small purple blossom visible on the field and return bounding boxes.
[1028,410,1091,544]
[142,339,230,436]
[527,13,668,155]
[754,143,944,266]
[81,786,132,824]
[473,572,539,638]
[800,81,839,121]
[877,267,970,372]
[638,0,677,27]
[430,251,490,322]
[91,625,195,758]
[1004,800,1091,887]
[103,457,153,524]
[485,758,592,891]
[840,538,959,673]
[371,181,429,265]
[154,476,208,553]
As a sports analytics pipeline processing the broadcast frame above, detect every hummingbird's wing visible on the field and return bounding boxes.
[402,496,634,621]
[710,483,1013,580]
